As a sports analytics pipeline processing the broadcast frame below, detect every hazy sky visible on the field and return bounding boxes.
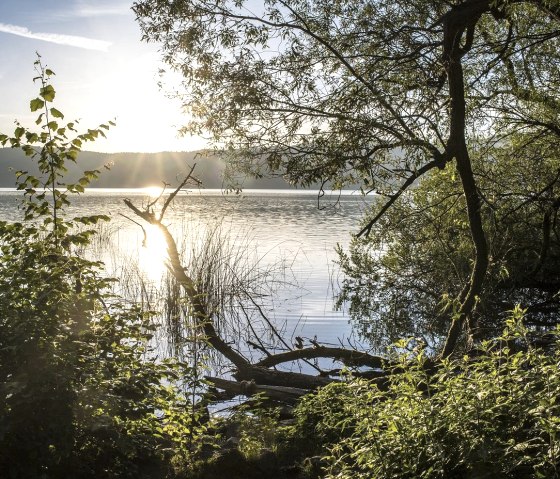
[0,0,206,153]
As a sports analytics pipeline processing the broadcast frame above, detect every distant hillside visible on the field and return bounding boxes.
[0,149,293,189]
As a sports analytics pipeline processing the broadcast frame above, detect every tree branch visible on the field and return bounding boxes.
[255,346,388,370]
[357,156,447,238]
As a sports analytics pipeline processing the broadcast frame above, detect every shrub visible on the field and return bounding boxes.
[294,307,560,479]
[0,57,196,478]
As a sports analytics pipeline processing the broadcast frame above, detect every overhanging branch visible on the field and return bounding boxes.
[357,156,448,238]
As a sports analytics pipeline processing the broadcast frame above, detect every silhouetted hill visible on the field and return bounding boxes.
[0,149,293,189]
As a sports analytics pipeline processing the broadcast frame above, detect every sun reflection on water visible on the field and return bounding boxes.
[138,223,168,281]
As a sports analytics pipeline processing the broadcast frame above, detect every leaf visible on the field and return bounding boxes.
[66,149,79,161]
[14,127,25,139]
[30,98,45,112]
[50,107,64,119]
[39,84,56,102]
[25,132,39,143]
[22,145,35,157]
[45,68,55,76]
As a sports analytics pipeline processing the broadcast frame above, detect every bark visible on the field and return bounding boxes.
[234,365,334,389]
[440,3,489,358]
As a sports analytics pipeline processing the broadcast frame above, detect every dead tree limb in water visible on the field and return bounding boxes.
[124,166,387,397]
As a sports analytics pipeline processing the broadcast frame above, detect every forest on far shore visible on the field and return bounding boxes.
[0,148,293,189]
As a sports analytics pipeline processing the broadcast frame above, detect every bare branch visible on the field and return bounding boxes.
[256,346,389,370]
[357,156,447,238]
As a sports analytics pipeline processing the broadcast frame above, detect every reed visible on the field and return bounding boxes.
[78,214,296,369]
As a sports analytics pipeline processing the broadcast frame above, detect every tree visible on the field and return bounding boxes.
[338,149,560,348]
[134,0,560,355]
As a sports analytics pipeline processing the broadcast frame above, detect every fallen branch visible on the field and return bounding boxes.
[206,376,310,404]
[256,346,388,369]
[124,166,390,397]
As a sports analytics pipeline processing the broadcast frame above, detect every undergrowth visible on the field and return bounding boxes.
[290,306,560,478]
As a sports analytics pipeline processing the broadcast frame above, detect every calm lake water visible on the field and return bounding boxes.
[0,188,373,358]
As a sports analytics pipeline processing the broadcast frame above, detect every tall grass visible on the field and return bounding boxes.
[76,214,297,371]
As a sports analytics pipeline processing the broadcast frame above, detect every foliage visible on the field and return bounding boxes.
[132,0,560,194]
[338,145,560,347]
[134,0,450,186]
[230,401,283,460]
[0,57,197,478]
[133,0,560,352]
[292,307,560,479]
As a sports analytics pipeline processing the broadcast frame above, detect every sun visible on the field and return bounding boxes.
[143,185,166,197]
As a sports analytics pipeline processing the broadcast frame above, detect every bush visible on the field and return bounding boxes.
[0,57,196,478]
[293,307,560,479]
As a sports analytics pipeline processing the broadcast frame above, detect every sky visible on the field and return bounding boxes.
[0,0,207,153]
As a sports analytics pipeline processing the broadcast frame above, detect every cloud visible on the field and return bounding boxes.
[72,4,131,17]
[0,23,111,51]
[49,2,131,20]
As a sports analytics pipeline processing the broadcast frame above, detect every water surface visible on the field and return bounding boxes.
[0,188,373,358]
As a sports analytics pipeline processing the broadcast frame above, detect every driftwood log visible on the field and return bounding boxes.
[205,377,310,404]
[124,167,388,402]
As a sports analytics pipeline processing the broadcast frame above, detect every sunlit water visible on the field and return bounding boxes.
[0,188,374,361]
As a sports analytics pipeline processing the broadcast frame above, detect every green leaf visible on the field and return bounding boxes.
[67,149,79,161]
[14,127,25,139]
[39,84,56,102]
[30,98,45,112]
[45,68,55,76]
[25,132,39,143]
[50,107,64,119]
[22,145,35,157]
[84,169,100,179]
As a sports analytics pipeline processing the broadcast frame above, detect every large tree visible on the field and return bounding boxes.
[134,0,560,355]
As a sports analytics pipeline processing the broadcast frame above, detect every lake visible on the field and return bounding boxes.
[0,188,374,363]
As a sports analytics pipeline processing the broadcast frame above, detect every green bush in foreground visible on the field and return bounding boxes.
[0,57,196,478]
[294,307,560,479]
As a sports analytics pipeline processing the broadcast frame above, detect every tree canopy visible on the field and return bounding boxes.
[134,0,560,354]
